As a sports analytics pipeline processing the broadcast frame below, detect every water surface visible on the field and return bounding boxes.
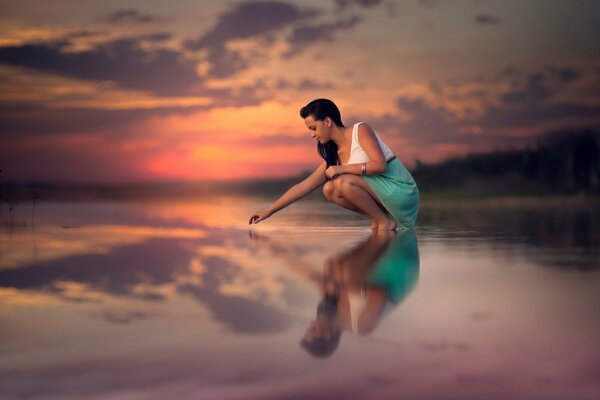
[1,196,599,400]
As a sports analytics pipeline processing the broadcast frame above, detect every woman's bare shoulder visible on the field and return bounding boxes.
[356,121,376,137]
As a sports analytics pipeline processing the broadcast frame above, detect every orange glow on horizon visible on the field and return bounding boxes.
[146,144,317,180]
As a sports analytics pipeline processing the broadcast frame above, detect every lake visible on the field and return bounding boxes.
[1,196,599,400]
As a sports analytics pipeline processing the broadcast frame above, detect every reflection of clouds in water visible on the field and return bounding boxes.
[419,340,471,353]
[455,373,503,386]
[0,231,294,334]
[469,311,492,321]
[179,283,291,333]
[179,251,292,333]
[0,224,206,270]
[199,246,286,305]
[0,223,599,399]
[0,238,195,296]
[278,275,313,308]
[2,200,600,400]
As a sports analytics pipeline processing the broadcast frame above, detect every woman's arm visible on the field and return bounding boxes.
[325,123,387,179]
[249,161,327,224]
[356,288,388,336]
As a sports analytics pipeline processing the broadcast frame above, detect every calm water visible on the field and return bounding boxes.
[1,196,599,400]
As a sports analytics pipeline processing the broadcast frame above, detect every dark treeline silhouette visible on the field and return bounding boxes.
[412,129,600,195]
[1,129,599,204]
[0,176,306,203]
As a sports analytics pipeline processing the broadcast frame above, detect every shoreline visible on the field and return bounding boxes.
[1,191,598,205]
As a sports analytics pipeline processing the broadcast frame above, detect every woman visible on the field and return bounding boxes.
[249,98,419,230]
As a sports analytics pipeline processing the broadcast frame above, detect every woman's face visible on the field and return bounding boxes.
[304,115,331,144]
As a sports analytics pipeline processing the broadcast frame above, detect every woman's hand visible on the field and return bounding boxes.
[325,165,344,180]
[249,210,272,225]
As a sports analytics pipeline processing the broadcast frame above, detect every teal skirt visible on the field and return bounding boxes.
[363,158,419,230]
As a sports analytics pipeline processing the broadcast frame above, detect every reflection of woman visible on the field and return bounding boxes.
[300,230,420,358]
[249,98,419,231]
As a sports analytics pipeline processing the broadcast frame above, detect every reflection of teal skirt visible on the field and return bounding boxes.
[367,229,419,304]
[363,158,419,230]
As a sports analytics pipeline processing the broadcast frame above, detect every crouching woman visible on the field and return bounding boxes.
[249,98,418,231]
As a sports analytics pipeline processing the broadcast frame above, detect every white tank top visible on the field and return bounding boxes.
[346,122,395,165]
[348,291,367,334]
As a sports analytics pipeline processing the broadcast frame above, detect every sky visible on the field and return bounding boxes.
[0,0,599,183]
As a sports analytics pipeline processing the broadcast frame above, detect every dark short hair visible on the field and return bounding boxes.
[299,98,344,127]
[300,99,344,167]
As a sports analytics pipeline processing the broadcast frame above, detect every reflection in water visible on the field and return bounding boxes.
[1,199,599,399]
[418,202,600,269]
[302,230,419,357]
[249,229,420,357]
[0,232,293,334]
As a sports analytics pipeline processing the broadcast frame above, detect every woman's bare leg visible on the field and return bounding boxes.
[326,176,397,230]
[323,181,370,218]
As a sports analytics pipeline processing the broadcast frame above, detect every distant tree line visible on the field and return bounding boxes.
[412,129,600,194]
[2,129,599,203]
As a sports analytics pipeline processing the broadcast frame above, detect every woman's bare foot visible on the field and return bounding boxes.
[376,219,397,231]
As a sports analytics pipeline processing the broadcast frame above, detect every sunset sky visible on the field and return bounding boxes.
[0,0,599,182]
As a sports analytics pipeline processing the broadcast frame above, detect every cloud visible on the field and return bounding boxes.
[369,64,598,154]
[546,65,581,83]
[500,65,521,77]
[107,9,162,24]
[501,73,551,103]
[479,102,600,129]
[62,30,110,40]
[182,1,370,77]
[298,78,334,90]
[0,35,202,97]
[334,0,384,10]
[275,77,335,90]
[238,134,309,146]
[417,0,438,7]
[393,96,462,142]
[501,66,581,104]
[285,15,362,57]
[368,99,489,155]
[139,32,173,42]
[183,1,365,76]
[0,133,165,182]
[0,104,207,137]
[99,310,156,325]
[475,14,500,25]
[184,1,317,78]
[185,1,317,51]
[206,81,267,107]
[202,46,249,79]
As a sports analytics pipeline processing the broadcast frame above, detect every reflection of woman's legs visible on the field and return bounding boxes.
[323,176,396,230]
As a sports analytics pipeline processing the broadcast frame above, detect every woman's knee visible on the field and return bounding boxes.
[334,175,354,194]
[322,181,335,200]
